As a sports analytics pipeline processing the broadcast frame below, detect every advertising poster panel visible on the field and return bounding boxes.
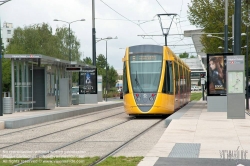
[207,53,232,96]
[79,68,97,94]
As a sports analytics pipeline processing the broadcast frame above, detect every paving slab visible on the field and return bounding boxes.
[136,100,250,166]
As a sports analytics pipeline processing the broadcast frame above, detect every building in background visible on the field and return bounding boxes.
[184,29,207,86]
[2,22,14,49]
[182,57,206,86]
[184,29,207,68]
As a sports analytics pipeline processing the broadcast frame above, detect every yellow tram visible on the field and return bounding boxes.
[122,45,191,115]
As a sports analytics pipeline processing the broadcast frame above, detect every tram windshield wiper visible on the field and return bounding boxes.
[135,71,144,93]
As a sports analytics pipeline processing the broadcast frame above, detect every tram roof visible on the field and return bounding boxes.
[4,54,96,68]
[167,47,190,70]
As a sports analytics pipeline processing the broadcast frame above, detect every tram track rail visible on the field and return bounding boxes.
[89,118,165,166]
[0,106,123,137]
[13,118,164,166]
[13,117,135,166]
[0,111,125,150]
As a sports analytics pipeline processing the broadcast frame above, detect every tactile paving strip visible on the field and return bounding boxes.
[168,143,201,158]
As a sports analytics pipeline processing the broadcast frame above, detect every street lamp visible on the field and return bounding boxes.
[218,46,232,51]
[96,36,118,102]
[207,34,234,41]
[157,13,177,46]
[54,19,85,61]
[218,45,246,51]
[207,33,246,52]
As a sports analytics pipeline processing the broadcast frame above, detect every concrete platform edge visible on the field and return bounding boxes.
[4,102,123,129]
[165,101,197,127]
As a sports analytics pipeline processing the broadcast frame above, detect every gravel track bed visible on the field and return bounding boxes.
[0,108,166,159]
[48,118,163,157]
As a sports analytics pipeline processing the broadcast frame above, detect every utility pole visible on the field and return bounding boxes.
[246,25,249,110]
[224,0,228,52]
[92,0,96,66]
[105,40,107,102]
[234,0,241,54]
[0,19,2,116]
[246,0,250,110]
[69,24,71,61]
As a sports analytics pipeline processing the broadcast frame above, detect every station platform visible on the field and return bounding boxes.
[138,100,250,166]
[0,100,123,129]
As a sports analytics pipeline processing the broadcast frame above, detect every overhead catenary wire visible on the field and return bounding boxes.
[155,0,168,13]
[99,0,160,44]
[154,0,185,42]
[98,0,196,53]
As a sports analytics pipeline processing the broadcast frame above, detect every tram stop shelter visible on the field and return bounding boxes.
[4,54,96,112]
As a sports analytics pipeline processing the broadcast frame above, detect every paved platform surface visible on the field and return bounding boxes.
[138,100,250,166]
[0,100,123,129]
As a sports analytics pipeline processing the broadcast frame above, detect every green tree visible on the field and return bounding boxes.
[6,23,81,60]
[108,66,118,88]
[96,54,106,78]
[190,55,197,58]
[1,39,10,92]
[187,0,248,54]
[4,23,82,90]
[96,54,106,69]
[82,57,92,65]
[179,52,189,58]
[94,54,118,90]
[2,58,11,92]
[55,26,81,61]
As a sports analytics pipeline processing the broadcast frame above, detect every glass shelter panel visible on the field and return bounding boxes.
[14,61,33,112]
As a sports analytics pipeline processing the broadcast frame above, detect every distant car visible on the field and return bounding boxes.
[120,89,123,99]
[191,86,201,91]
[72,86,79,95]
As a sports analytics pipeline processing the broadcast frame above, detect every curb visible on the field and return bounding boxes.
[4,102,123,129]
[165,101,197,127]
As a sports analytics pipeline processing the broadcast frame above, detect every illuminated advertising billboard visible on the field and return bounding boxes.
[207,53,232,96]
[79,68,97,94]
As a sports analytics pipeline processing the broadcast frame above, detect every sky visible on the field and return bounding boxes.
[0,0,199,71]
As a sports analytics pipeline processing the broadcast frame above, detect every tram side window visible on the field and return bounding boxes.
[174,62,179,94]
[185,69,188,91]
[123,62,129,94]
[179,65,183,94]
[184,68,188,92]
[187,71,190,91]
[162,61,174,94]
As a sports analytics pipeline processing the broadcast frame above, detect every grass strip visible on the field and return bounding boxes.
[97,156,143,166]
[0,156,143,166]
[191,92,202,101]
